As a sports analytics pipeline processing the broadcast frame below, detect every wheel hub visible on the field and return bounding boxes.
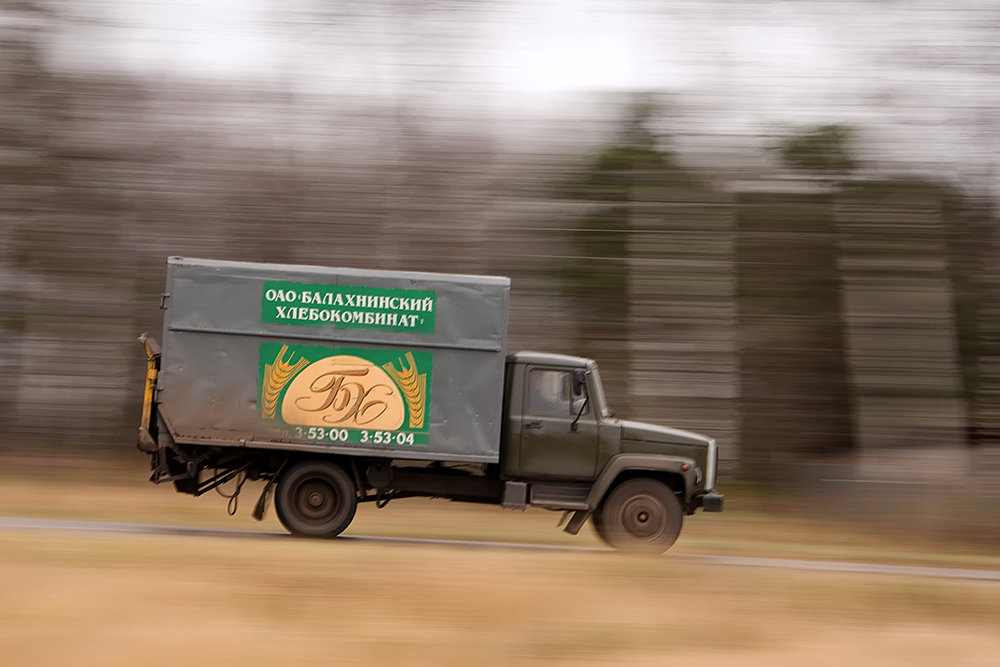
[621,495,665,539]
[295,480,335,519]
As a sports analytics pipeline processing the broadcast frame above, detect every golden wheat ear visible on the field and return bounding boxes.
[262,345,309,419]
[383,352,427,429]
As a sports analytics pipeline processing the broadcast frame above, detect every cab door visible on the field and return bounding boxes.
[517,366,599,480]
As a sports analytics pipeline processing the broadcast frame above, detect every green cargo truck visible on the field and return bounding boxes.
[138,257,723,553]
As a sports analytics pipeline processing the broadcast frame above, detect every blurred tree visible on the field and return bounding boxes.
[1,2,166,451]
[736,124,859,478]
[780,124,856,176]
[736,189,855,478]
[0,0,52,444]
[942,189,1000,448]
[551,95,718,415]
[775,122,995,460]
[551,97,672,403]
[833,177,968,453]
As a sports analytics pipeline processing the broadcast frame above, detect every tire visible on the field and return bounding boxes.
[591,509,611,547]
[597,478,683,554]
[275,460,357,538]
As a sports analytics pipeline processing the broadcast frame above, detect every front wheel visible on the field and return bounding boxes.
[591,507,611,547]
[275,460,357,538]
[596,478,683,553]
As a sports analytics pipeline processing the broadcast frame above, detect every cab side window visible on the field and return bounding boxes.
[528,369,572,416]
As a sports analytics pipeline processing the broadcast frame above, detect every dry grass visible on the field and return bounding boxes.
[1,530,998,666]
[1,454,999,665]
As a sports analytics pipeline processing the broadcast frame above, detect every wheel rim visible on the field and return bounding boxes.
[619,493,667,540]
[293,479,339,524]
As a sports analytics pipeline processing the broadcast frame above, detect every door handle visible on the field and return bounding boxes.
[524,420,542,430]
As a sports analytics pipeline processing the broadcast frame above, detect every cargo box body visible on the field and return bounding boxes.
[157,257,510,463]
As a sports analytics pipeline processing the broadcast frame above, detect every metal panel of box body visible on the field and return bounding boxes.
[157,257,510,463]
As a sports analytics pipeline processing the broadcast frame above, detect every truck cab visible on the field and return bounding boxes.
[500,352,723,551]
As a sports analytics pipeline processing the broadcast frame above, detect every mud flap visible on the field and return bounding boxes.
[562,509,591,535]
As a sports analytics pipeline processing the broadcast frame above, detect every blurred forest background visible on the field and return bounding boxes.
[1,0,999,493]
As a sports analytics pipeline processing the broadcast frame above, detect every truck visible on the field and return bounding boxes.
[137,257,723,553]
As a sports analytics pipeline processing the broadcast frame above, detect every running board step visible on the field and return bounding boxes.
[529,482,591,510]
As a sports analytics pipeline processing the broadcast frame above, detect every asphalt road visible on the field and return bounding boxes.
[2,515,998,582]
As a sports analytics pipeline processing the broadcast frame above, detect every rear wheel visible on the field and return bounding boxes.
[597,478,683,554]
[275,460,357,538]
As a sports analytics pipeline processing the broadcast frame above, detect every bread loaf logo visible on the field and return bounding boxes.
[260,344,430,433]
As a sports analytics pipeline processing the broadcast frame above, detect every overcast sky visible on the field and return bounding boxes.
[43,0,1000,186]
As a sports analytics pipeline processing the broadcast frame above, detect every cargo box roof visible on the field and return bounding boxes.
[169,257,510,287]
[507,351,596,368]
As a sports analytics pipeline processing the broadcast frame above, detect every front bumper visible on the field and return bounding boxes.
[692,491,724,513]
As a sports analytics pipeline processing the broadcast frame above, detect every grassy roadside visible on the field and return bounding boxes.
[1,518,998,666]
[1,453,999,665]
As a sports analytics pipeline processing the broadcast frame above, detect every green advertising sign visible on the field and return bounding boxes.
[262,281,436,333]
[259,343,433,447]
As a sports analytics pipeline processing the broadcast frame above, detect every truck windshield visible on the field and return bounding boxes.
[589,367,612,418]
